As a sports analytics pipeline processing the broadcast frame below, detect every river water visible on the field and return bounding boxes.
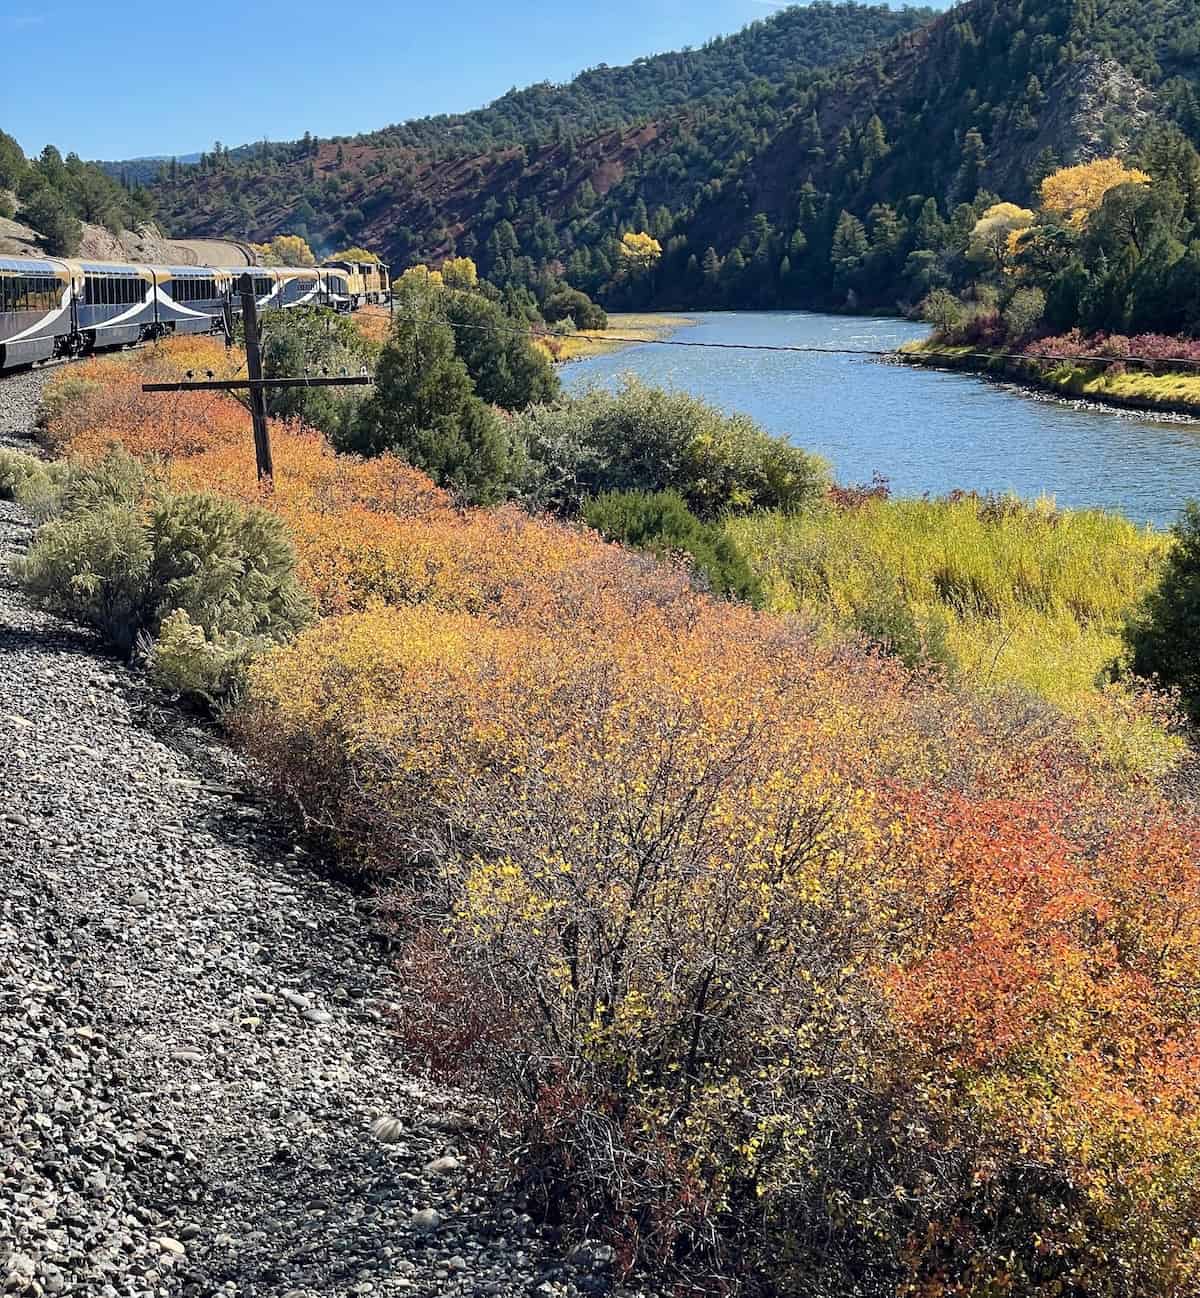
[562,310,1200,528]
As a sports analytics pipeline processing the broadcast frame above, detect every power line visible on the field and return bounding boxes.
[383,300,1200,372]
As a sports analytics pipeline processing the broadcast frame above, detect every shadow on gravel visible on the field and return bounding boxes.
[196,1135,458,1294]
[0,617,113,661]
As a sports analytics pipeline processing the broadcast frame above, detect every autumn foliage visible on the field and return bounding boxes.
[1039,157,1151,229]
[41,338,1200,1295]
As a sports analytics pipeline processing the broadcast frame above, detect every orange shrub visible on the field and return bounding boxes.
[43,337,249,462]
[353,304,393,345]
[237,592,1200,1291]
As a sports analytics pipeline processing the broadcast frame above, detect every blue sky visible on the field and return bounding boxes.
[3,0,935,161]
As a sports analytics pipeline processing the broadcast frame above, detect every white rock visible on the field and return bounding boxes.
[411,1208,441,1236]
[369,1116,406,1144]
[423,1155,461,1176]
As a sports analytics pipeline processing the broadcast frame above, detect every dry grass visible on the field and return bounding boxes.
[551,312,696,362]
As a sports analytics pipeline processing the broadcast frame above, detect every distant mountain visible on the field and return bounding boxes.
[128,0,1200,316]
[94,154,203,186]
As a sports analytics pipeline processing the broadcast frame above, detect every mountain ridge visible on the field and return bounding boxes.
[97,0,1200,318]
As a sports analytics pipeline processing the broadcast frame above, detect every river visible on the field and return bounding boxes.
[562,310,1200,528]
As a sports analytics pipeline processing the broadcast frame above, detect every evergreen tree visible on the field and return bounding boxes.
[1125,502,1200,723]
[338,284,510,504]
[956,128,987,202]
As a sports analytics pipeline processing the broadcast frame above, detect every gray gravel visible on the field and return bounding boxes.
[0,374,637,1298]
[0,368,53,451]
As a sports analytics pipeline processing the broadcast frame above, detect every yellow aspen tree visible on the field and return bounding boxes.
[1039,158,1151,228]
[619,231,663,270]
[967,203,1035,271]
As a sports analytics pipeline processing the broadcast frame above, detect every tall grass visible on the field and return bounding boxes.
[730,493,1169,705]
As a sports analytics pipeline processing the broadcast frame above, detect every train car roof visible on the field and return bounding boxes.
[79,261,153,275]
[0,256,68,274]
[149,265,234,275]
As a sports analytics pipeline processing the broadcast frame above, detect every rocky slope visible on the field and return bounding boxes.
[0,215,252,266]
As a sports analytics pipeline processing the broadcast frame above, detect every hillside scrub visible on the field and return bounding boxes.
[36,336,1200,1294]
[242,605,1200,1296]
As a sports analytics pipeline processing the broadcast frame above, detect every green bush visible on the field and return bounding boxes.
[1003,286,1047,341]
[20,183,82,256]
[583,489,763,605]
[853,582,956,674]
[15,502,153,652]
[16,488,312,666]
[919,288,964,335]
[0,449,51,502]
[514,379,828,520]
[442,287,560,410]
[3,446,150,524]
[542,287,607,331]
[1124,501,1200,722]
[259,305,375,434]
[337,282,511,504]
[148,609,265,707]
[54,447,150,518]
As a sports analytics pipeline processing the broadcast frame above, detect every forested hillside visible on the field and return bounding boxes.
[120,0,1200,339]
[139,3,936,259]
[0,131,153,255]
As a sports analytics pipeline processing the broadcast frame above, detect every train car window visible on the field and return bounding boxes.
[254,276,273,296]
[17,276,56,311]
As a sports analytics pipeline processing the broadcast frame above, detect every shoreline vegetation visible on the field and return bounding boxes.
[899,338,1200,420]
[549,312,697,362]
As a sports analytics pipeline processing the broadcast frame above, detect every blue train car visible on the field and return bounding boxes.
[155,266,234,335]
[0,257,73,367]
[76,262,156,351]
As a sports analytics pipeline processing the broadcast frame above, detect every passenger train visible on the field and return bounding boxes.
[0,256,390,371]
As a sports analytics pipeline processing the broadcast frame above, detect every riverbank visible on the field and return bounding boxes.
[898,339,1200,421]
[552,312,695,362]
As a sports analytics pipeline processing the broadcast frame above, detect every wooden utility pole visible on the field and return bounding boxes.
[239,273,274,483]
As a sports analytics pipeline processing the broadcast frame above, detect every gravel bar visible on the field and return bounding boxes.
[0,374,632,1298]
